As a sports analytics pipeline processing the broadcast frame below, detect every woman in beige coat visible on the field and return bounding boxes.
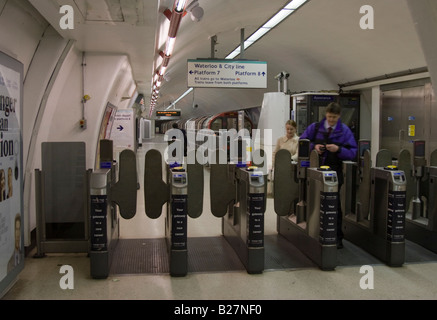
[273,119,299,164]
[268,120,299,197]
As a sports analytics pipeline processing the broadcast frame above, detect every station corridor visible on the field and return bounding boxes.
[3,135,437,301]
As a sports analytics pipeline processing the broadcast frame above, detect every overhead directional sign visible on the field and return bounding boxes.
[155,110,181,120]
[187,59,267,89]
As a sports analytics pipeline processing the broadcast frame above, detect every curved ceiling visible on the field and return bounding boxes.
[29,0,427,121]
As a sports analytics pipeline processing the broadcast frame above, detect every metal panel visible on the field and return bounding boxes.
[42,142,87,239]
[380,89,402,158]
[427,84,437,157]
[403,86,426,153]
[381,81,432,160]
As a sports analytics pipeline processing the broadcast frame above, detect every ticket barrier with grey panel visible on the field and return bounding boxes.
[341,140,378,233]
[341,141,398,224]
[273,139,338,270]
[210,149,266,274]
[90,149,137,279]
[166,166,189,277]
[399,141,437,253]
[341,140,371,223]
[144,149,203,277]
[341,142,407,267]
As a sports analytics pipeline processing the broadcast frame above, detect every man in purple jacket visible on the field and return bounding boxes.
[300,102,358,249]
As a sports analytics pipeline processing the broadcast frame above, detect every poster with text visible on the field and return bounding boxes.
[0,51,23,293]
[110,109,135,151]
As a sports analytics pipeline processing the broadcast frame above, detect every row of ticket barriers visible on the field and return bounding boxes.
[88,138,437,278]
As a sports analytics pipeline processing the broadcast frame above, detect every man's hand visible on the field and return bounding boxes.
[315,144,325,154]
[325,144,339,153]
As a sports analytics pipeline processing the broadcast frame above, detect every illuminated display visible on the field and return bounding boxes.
[156,110,181,118]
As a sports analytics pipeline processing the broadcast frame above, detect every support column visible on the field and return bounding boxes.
[371,86,381,165]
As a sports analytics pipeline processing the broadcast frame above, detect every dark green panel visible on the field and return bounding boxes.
[111,149,137,220]
[210,150,235,217]
[187,150,204,218]
[144,149,169,219]
[430,149,437,166]
[375,149,392,167]
[273,149,296,216]
[310,149,320,168]
[100,139,113,163]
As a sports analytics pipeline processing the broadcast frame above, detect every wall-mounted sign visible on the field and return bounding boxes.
[408,125,415,137]
[110,109,135,151]
[187,59,267,89]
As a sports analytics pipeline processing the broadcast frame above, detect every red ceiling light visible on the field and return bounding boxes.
[149,0,188,117]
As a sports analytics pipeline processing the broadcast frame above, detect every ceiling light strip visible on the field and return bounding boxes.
[149,0,188,117]
[225,0,308,59]
[155,0,308,114]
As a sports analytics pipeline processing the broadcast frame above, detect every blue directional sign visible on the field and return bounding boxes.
[187,59,267,88]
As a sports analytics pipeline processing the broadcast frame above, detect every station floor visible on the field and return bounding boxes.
[2,134,437,301]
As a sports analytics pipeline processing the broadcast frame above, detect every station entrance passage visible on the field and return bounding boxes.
[34,139,437,279]
[107,139,437,276]
[108,235,437,275]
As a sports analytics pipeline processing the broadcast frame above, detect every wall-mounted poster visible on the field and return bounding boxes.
[110,109,135,152]
[0,51,24,297]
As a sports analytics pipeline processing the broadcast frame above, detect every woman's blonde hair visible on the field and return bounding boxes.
[285,119,297,128]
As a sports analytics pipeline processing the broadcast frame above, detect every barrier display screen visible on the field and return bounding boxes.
[298,140,310,159]
[413,140,425,158]
[359,140,370,157]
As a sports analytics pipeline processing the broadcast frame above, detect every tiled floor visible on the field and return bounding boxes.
[2,134,437,300]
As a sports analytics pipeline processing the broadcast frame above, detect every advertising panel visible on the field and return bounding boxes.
[0,51,24,296]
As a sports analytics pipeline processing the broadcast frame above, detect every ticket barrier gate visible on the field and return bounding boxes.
[341,140,371,222]
[90,149,137,279]
[210,149,266,274]
[341,141,394,223]
[273,139,338,270]
[144,149,204,277]
[166,166,189,277]
[341,143,407,267]
[398,141,437,253]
